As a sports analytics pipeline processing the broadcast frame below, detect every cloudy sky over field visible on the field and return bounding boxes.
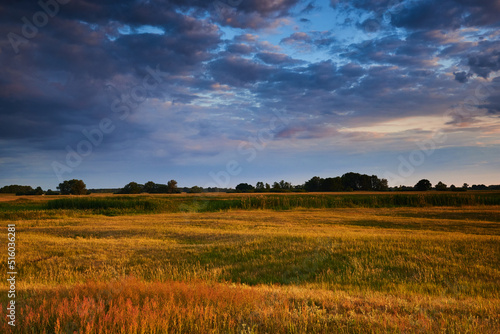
[1,0,500,189]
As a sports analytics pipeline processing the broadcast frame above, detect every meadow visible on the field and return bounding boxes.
[1,192,499,333]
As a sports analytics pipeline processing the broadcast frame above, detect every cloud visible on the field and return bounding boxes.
[454,71,470,83]
[208,55,274,87]
[477,77,500,114]
[331,0,500,34]
[226,43,256,54]
[341,35,439,69]
[210,0,302,29]
[467,50,500,79]
[391,0,500,31]
[281,32,312,44]
[280,31,336,51]
[0,1,224,148]
[255,52,304,65]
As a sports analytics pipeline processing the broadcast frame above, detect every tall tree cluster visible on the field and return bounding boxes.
[304,173,389,192]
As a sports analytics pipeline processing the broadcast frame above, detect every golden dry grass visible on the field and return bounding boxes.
[1,204,499,332]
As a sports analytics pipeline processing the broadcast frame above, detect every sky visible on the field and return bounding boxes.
[1,0,499,190]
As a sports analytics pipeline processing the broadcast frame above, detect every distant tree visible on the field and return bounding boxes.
[341,172,362,191]
[414,179,432,191]
[236,183,254,192]
[120,182,143,194]
[143,181,157,193]
[279,180,292,190]
[435,181,447,191]
[304,176,322,192]
[370,175,389,191]
[449,184,457,191]
[34,186,44,195]
[166,180,179,194]
[397,185,414,191]
[45,189,60,195]
[272,182,281,190]
[360,174,372,190]
[58,179,87,195]
[294,184,305,191]
[304,173,388,192]
[265,183,271,190]
[255,182,265,191]
[379,178,389,191]
[321,177,343,191]
[189,186,203,193]
[1,185,33,194]
[462,183,469,190]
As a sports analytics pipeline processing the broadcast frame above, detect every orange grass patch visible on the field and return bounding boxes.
[3,277,499,333]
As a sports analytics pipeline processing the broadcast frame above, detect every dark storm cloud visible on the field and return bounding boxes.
[207,0,305,29]
[226,43,256,54]
[330,0,400,12]
[208,55,274,87]
[467,50,500,79]
[391,0,500,30]
[237,0,302,16]
[390,1,463,30]
[331,0,500,32]
[342,35,439,69]
[477,77,500,114]
[262,60,346,93]
[339,63,365,78]
[437,39,500,81]
[0,0,223,145]
[255,52,304,66]
[454,71,470,83]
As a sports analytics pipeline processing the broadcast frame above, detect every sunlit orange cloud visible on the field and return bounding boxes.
[339,116,449,134]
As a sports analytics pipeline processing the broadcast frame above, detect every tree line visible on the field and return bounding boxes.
[0,180,90,195]
[117,180,180,194]
[1,174,499,195]
[235,173,389,193]
[235,175,500,193]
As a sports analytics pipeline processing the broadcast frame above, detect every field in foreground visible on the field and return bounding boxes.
[1,194,500,333]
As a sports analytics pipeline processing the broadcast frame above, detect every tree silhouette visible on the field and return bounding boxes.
[189,186,203,193]
[435,181,447,191]
[120,182,143,194]
[166,180,179,194]
[58,179,87,195]
[0,185,34,194]
[236,183,254,192]
[143,181,157,193]
[322,177,343,191]
[414,179,432,191]
[304,176,322,192]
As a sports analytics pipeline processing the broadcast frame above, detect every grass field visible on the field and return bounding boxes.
[1,193,499,333]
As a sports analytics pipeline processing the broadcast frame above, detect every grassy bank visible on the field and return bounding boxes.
[1,192,500,220]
